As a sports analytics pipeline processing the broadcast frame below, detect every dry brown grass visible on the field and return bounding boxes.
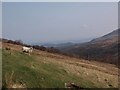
[2,42,118,75]
[2,42,119,88]
[41,57,118,87]
[4,71,26,88]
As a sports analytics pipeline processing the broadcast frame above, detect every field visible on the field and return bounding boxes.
[2,42,119,88]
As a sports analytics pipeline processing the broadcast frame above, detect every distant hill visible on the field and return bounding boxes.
[33,38,93,47]
[43,42,74,47]
[57,29,119,66]
[91,29,118,44]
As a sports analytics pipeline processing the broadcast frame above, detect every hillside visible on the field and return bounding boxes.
[2,42,119,88]
[57,29,119,66]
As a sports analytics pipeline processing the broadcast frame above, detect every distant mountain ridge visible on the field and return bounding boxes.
[57,29,119,66]
[91,29,119,44]
[43,42,74,47]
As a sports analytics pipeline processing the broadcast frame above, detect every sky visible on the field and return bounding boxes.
[0,2,2,38]
[1,0,119,2]
[2,2,118,44]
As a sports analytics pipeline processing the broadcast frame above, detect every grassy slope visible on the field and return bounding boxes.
[2,43,119,88]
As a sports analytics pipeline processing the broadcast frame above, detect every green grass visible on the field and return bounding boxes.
[2,49,118,88]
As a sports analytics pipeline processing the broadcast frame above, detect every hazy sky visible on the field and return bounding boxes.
[0,2,2,38]
[2,2,118,43]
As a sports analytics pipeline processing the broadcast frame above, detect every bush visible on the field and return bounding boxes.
[32,45,46,51]
[5,47,11,50]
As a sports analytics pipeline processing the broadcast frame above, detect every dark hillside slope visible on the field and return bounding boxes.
[58,29,119,66]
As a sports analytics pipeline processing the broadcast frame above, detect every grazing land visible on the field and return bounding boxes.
[2,42,119,88]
